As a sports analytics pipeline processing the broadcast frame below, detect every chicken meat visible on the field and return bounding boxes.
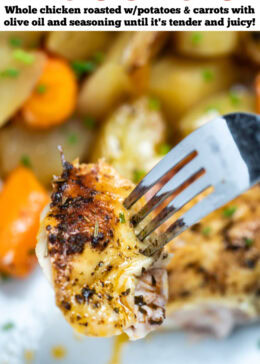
[165,185,260,337]
[36,158,168,340]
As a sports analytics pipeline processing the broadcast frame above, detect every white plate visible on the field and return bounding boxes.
[1,268,260,364]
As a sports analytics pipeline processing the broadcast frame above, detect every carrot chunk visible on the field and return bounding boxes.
[0,167,49,278]
[22,57,77,129]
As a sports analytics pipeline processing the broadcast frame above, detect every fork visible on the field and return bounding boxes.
[123,112,260,256]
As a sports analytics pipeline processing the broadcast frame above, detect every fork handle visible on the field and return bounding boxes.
[225,112,260,186]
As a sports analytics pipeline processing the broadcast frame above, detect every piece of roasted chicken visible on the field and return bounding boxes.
[36,158,168,340]
[165,185,260,337]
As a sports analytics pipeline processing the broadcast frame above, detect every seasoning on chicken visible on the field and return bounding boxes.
[36,157,168,340]
[165,185,260,337]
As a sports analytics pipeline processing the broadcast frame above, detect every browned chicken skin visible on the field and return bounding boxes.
[165,185,260,337]
[36,159,168,340]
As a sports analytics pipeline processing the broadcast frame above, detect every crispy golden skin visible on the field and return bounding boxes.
[37,160,168,339]
[166,185,260,336]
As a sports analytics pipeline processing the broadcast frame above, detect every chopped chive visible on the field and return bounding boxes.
[83,116,96,130]
[229,91,241,106]
[2,322,15,331]
[0,272,10,281]
[13,49,35,65]
[119,212,126,224]
[9,37,22,48]
[148,97,161,111]
[71,60,96,77]
[244,237,254,248]
[158,143,171,155]
[94,221,99,238]
[20,154,32,168]
[191,32,203,45]
[36,84,47,94]
[205,105,220,113]
[67,133,78,145]
[133,169,146,184]
[202,69,214,82]
[93,51,105,64]
[0,68,20,78]
[202,226,211,237]
[222,206,237,218]
[27,248,35,256]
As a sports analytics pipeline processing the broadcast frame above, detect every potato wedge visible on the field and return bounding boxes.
[0,31,44,48]
[0,119,94,186]
[91,97,166,181]
[0,45,46,127]
[174,32,239,58]
[46,31,114,61]
[179,88,256,136]
[77,32,167,120]
[149,56,240,121]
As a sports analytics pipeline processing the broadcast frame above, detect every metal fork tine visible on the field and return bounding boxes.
[124,140,196,209]
[149,185,238,254]
[138,174,209,241]
[131,156,203,226]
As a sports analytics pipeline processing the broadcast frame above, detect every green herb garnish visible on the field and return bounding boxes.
[202,69,214,82]
[133,169,146,184]
[93,51,105,64]
[67,133,78,145]
[27,248,35,256]
[9,37,22,48]
[0,68,20,78]
[13,49,35,65]
[83,116,96,130]
[36,84,47,94]
[158,143,171,155]
[0,272,10,282]
[222,206,237,218]
[2,322,15,331]
[71,60,96,77]
[191,32,203,45]
[119,212,126,224]
[244,237,254,248]
[205,105,220,113]
[20,154,32,168]
[202,226,212,237]
[148,97,161,111]
[229,91,241,106]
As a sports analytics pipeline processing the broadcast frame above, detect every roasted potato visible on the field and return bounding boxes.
[91,97,166,181]
[0,45,46,127]
[77,32,167,120]
[179,88,256,136]
[0,119,94,186]
[149,56,240,122]
[174,32,239,58]
[46,32,114,61]
[0,31,44,48]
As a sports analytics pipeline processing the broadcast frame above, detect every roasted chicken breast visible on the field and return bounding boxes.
[165,185,260,337]
[36,159,168,340]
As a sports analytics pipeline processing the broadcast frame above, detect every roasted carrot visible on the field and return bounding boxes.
[256,73,260,114]
[0,167,49,278]
[22,57,78,129]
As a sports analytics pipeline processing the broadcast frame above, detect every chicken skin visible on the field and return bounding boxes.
[165,185,260,337]
[36,159,168,340]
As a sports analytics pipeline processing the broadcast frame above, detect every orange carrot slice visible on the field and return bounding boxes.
[22,57,77,129]
[0,167,49,278]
